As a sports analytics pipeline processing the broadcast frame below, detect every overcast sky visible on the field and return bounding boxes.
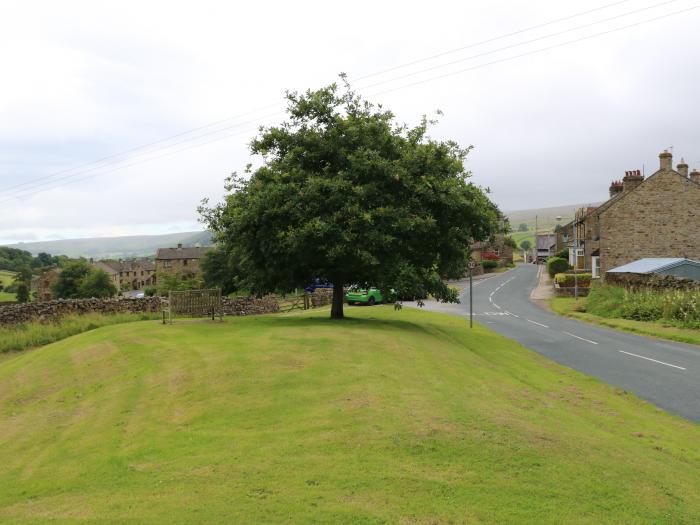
[1,0,699,244]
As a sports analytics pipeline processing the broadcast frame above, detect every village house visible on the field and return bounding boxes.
[562,150,700,279]
[92,259,156,291]
[155,244,211,278]
[30,267,61,301]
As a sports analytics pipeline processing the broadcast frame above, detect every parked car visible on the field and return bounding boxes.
[345,286,395,305]
[304,278,333,294]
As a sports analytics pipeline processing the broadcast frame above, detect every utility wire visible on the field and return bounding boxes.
[0,0,648,196]
[359,0,681,90]
[2,1,696,202]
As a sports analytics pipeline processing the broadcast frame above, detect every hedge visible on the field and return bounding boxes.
[547,257,570,278]
[555,273,592,287]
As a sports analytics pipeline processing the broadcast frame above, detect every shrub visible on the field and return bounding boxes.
[554,273,592,287]
[143,286,157,297]
[547,257,570,278]
[554,249,569,260]
[483,251,500,261]
[482,260,498,270]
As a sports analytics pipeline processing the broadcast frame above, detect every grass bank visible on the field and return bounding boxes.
[550,293,700,347]
[1,307,699,523]
[0,312,160,354]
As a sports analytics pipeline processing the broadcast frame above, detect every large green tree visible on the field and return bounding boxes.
[200,81,500,319]
[78,268,118,298]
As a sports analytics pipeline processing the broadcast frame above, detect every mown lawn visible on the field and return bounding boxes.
[550,296,700,347]
[0,270,16,302]
[1,307,700,523]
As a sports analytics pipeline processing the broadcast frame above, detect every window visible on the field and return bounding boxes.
[592,256,601,278]
[183,259,188,266]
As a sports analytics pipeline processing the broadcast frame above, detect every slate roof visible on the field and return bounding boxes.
[607,258,700,274]
[94,260,155,274]
[155,246,210,260]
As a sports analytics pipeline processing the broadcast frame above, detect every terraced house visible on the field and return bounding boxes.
[562,150,700,279]
[155,244,210,278]
[92,259,156,291]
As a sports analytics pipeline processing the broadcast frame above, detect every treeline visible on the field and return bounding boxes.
[0,247,64,273]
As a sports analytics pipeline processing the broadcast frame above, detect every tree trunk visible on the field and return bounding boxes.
[331,280,344,319]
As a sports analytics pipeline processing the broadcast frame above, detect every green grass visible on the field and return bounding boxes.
[550,296,700,346]
[0,270,16,302]
[1,307,700,523]
[0,312,161,354]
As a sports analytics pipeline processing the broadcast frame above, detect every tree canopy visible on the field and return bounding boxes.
[200,80,501,318]
[52,261,117,299]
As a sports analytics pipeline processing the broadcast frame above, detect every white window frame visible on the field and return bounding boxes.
[591,256,601,279]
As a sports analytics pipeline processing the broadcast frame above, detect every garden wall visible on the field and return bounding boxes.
[0,295,281,326]
[605,272,700,291]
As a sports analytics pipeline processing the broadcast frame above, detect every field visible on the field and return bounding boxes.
[0,270,16,302]
[1,307,700,523]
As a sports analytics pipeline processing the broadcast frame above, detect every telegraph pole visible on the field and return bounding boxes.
[467,260,476,328]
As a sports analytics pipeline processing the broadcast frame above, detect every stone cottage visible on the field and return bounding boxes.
[567,150,700,279]
[155,244,211,279]
[92,259,156,291]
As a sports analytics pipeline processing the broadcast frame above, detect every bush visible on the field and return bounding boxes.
[586,284,700,328]
[482,260,498,270]
[143,286,157,297]
[554,273,592,287]
[554,249,569,260]
[547,257,570,278]
[483,251,500,261]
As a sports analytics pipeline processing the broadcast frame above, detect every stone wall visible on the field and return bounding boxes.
[598,169,700,278]
[310,288,333,308]
[0,295,281,326]
[605,272,700,291]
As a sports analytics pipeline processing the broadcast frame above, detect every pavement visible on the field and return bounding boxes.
[405,264,700,422]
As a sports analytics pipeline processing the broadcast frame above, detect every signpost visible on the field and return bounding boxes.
[467,260,476,328]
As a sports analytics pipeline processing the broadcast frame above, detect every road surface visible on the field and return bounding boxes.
[409,264,700,422]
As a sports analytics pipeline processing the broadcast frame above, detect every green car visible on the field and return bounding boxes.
[345,286,395,306]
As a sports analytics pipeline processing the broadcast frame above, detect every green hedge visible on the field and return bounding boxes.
[555,273,592,287]
[482,260,499,270]
[547,257,570,278]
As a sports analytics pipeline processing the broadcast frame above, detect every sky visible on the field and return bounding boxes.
[1,0,699,244]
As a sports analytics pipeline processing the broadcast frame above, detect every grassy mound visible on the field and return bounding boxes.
[1,307,699,523]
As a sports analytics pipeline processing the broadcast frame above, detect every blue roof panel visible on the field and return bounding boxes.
[607,258,700,274]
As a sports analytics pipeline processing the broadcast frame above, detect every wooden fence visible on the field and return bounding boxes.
[162,288,223,324]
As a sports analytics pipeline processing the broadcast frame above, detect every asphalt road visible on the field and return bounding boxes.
[409,264,700,422]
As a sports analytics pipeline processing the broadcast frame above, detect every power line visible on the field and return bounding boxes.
[359,0,681,90]
[0,0,647,197]
[354,0,637,81]
[367,5,700,98]
[2,2,697,203]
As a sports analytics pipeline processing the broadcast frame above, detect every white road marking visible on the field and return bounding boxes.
[619,350,686,370]
[526,319,549,328]
[563,331,598,345]
[493,304,501,310]
[506,311,520,318]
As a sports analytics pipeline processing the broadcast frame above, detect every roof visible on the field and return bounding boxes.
[536,234,556,250]
[607,258,700,274]
[155,246,211,260]
[93,260,155,273]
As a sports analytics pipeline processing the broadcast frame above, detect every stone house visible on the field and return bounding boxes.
[155,244,211,279]
[30,267,61,302]
[92,259,156,291]
[568,150,700,279]
[471,235,514,266]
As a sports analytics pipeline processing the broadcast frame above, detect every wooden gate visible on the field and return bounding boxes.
[162,288,223,324]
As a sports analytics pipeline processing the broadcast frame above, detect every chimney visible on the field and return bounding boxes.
[677,158,689,177]
[691,169,700,184]
[622,169,643,193]
[660,149,673,171]
[177,243,183,249]
[609,180,623,198]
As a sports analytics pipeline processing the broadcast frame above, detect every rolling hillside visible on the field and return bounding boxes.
[505,202,602,233]
[4,230,213,259]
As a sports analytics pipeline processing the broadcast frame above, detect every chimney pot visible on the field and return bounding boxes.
[690,169,700,184]
[677,158,689,177]
[660,149,673,171]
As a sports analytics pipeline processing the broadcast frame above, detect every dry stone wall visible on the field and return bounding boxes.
[0,295,281,326]
[605,272,700,291]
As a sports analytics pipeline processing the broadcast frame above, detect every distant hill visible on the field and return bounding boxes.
[505,202,602,234]
[4,231,213,259]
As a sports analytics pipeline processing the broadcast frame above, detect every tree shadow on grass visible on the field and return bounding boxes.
[249,313,435,338]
